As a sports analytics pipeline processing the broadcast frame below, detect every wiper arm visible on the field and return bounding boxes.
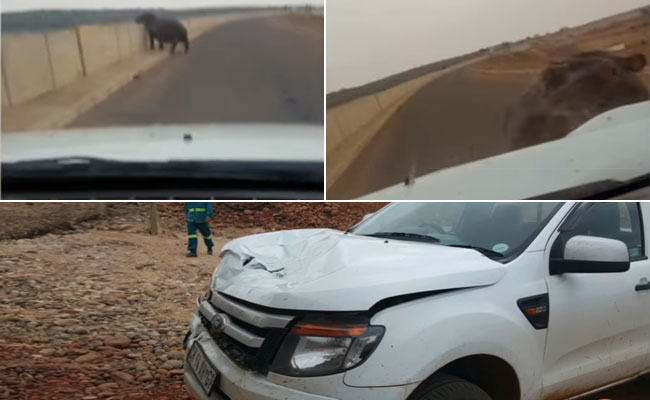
[447,244,503,258]
[363,232,440,242]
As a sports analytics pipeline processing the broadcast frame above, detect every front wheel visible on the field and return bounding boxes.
[409,374,492,400]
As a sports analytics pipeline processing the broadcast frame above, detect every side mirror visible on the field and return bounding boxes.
[550,235,630,275]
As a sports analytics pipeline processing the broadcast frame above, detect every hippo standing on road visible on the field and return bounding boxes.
[135,12,189,55]
[504,51,648,149]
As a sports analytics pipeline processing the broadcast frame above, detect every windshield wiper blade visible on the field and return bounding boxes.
[447,244,503,258]
[363,232,440,242]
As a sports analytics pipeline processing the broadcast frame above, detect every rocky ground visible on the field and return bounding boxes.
[0,202,385,400]
[1,202,646,399]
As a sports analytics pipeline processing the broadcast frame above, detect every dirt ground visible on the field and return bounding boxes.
[0,203,647,400]
[0,202,385,400]
[268,13,323,41]
[329,9,650,199]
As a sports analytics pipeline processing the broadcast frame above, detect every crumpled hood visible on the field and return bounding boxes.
[214,229,507,311]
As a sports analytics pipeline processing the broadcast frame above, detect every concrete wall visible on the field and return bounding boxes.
[327,76,427,154]
[326,56,486,187]
[77,25,122,75]
[115,24,133,59]
[45,29,84,88]
[128,24,148,53]
[1,33,55,105]
[2,16,228,107]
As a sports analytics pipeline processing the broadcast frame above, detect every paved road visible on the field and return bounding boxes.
[328,66,535,199]
[69,15,323,127]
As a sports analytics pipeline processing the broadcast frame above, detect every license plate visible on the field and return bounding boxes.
[188,342,219,395]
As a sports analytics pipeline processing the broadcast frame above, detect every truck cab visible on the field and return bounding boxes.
[184,202,650,400]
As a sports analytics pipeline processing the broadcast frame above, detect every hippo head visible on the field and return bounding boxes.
[541,51,648,113]
[506,51,649,148]
[135,12,157,25]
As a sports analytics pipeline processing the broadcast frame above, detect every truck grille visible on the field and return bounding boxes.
[198,292,294,373]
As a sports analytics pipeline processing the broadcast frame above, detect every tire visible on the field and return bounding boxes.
[409,374,492,400]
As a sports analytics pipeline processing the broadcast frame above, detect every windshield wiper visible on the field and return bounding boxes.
[363,232,440,242]
[447,244,503,258]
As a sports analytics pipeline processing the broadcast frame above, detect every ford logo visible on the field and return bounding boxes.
[211,313,229,333]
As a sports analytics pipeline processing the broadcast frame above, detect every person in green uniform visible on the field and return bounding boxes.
[185,202,214,258]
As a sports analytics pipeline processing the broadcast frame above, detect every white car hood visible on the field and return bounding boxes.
[2,123,323,163]
[214,229,507,311]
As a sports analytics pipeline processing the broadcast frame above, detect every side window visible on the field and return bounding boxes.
[555,203,644,260]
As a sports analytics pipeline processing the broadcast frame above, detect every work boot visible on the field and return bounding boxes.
[186,251,198,258]
[207,248,213,255]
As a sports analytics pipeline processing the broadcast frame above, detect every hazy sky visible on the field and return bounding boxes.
[2,0,322,12]
[328,0,649,92]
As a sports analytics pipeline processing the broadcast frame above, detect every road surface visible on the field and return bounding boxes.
[328,66,536,199]
[69,14,323,127]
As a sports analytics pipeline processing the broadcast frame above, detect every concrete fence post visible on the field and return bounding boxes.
[2,66,12,107]
[75,26,88,76]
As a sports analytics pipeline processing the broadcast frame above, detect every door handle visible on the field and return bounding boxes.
[635,282,650,291]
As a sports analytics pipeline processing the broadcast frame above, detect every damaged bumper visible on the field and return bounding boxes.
[183,298,410,400]
[184,313,332,400]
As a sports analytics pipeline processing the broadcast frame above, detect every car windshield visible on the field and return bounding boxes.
[352,202,563,258]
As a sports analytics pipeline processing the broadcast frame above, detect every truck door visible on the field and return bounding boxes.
[542,202,650,399]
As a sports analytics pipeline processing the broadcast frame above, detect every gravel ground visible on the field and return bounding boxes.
[0,202,386,399]
[0,209,246,399]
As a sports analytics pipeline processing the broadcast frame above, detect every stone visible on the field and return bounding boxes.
[39,348,56,356]
[103,336,131,349]
[96,383,119,391]
[111,371,134,382]
[133,361,148,371]
[167,350,184,360]
[160,360,183,370]
[168,369,184,378]
[75,352,101,363]
[136,372,153,382]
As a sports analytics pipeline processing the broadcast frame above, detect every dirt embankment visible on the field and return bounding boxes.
[0,204,104,240]
[158,202,387,232]
[474,11,649,85]
[269,13,323,40]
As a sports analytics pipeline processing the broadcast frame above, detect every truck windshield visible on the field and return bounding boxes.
[352,202,563,259]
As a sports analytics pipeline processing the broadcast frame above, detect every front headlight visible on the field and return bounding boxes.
[270,321,384,377]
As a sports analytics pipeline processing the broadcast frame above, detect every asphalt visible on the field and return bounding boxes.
[327,67,536,199]
[68,15,323,127]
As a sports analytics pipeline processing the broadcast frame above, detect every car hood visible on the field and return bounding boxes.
[214,229,507,311]
[1,123,323,163]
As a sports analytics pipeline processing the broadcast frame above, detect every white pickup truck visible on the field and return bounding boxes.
[183,202,650,400]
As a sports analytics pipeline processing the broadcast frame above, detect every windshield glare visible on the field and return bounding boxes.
[353,202,562,257]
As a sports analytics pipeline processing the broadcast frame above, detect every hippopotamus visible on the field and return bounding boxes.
[504,51,648,149]
[135,12,189,54]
